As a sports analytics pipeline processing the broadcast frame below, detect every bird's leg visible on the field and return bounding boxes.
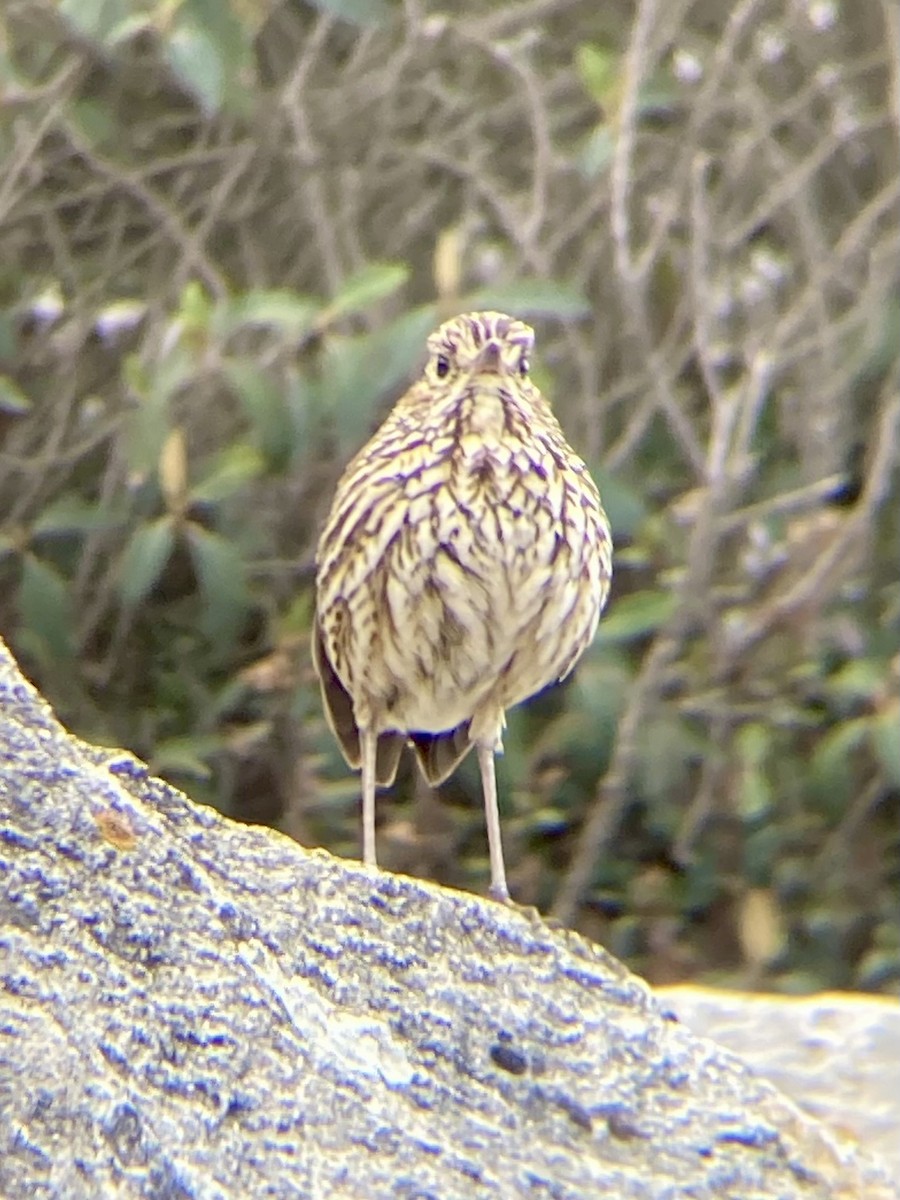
[360,728,378,867]
[477,740,509,903]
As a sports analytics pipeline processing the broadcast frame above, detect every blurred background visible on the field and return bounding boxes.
[0,0,897,992]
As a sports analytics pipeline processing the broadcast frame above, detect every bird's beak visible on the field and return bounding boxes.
[474,341,503,373]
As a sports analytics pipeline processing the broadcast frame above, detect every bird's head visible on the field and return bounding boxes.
[424,311,535,387]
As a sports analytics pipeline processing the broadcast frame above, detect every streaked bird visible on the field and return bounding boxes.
[312,311,612,900]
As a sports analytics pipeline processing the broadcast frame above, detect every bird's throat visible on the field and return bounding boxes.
[463,386,507,442]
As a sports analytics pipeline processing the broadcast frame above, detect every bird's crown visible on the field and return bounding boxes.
[425,311,535,381]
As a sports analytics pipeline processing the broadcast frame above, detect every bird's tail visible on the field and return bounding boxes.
[409,724,473,787]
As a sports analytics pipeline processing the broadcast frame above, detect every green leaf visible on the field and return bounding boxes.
[168,0,257,114]
[59,0,128,42]
[124,345,190,477]
[809,718,868,812]
[735,724,773,821]
[18,555,74,664]
[319,305,438,422]
[593,589,677,646]
[856,947,900,991]
[181,0,250,62]
[463,282,591,320]
[575,44,618,105]
[737,722,769,767]
[118,518,175,610]
[591,468,647,539]
[871,706,900,786]
[317,334,391,455]
[579,126,615,178]
[826,658,884,705]
[0,374,31,414]
[70,98,119,148]
[638,713,705,821]
[191,442,266,504]
[178,281,214,332]
[105,14,154,46]
[285,367,315,459]
[318,263,409,326]
[185,524,251,644]
[221,290,319,339]
[223,360,295,467]
[357,304,439,390]
[33,496,125,536]
[568,653,630,749]
[166,21,225,115]
[637,79,679,118]
[304,0,392,27]
[151,734,225,781]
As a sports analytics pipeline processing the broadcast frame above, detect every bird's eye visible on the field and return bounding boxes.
[519,355,530,377]
[435,354,451,379]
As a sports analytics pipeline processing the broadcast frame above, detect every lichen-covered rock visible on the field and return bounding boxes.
[0,640,895,1199]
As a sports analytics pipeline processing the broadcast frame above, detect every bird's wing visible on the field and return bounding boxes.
[311,621,404,786]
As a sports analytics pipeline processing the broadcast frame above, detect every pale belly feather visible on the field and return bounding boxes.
[338,439,605,737]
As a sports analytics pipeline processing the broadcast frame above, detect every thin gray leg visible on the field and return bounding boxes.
[477,741,509,902]
[361,729,378,867]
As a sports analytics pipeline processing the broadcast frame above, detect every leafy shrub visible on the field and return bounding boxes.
[0,0,897,991]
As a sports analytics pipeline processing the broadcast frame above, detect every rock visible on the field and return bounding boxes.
[0,640,895,1199]
[660,986,900,1181]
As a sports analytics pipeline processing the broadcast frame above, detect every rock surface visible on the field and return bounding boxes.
[661,986,900,1180]
[0,640,896,1199]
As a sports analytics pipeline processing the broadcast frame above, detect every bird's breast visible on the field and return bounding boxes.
[372,443,602,718]
[317,414,609,735]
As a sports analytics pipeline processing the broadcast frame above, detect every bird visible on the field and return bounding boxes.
[312,311,612,901]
